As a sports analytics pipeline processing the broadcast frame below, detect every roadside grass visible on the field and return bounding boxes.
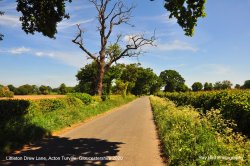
[0,95,136,154]
[150,96,250,166]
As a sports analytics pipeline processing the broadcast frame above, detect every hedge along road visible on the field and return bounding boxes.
[1,97,165,166]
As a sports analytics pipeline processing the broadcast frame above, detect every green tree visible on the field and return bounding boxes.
[39,85,51,95]
[103,64,124,95]
[15,84,37,95]
[234,84,241,89]
[76,62,124,95]
[7,85,16,93]
[204,82,213,91]
[213,81,222,90]
[0,86,14,98]
[242,80,250,89]
[76,62,98,95]
[214,80,232,90]
[192,82,203,91]
[221,80,232,89]
[16,0,72,38]
[58,83,67,94]
[163,0,206,36]
[176,84,190,92]
[132,68,159,95]
[120,63,141,94]
[159,70,185,92]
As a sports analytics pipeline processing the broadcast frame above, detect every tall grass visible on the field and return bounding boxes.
[150,96,250,166]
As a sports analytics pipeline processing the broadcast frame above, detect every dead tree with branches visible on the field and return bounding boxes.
[72,0,155,96]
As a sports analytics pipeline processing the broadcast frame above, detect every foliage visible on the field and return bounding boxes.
[204,82,213,91]
[0,86,14,98]
[132,68,160,95]
[15,84,39,95]
[150,96,250,165]
[243,80,250,89]
[235,84,241,89]
[16,0,72,38]
[159,70,185,92]
[114,80,128,98]
[76,62,123,95]
[192,82,203,91]
[156,90,250,136]
[164,0,206,36]
[214,80,233,90]
[0,95,136,154]
[67,93,92,105]
[58,83,68,94]
[76,62,98,95]
[39,85,51,95]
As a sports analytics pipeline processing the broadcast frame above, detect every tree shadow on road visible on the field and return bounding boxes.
[0,136,124,166]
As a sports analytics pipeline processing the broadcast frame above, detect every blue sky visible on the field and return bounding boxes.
[0,0,249,88]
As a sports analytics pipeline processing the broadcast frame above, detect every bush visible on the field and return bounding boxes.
[67,93,92,105]
[156,90,250,136]
[37,99,67,112]
[150,96,250,165]
[0,86,14,98]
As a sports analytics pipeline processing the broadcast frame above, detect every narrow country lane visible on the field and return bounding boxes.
[1,97,165,166]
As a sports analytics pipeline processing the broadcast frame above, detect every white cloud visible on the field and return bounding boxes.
[0,14,20,27]
[33,51,86,68]
[9,47,31,54]
[35,52,55,57]
[138,13,177,25]
[58,18,94,30]
[155,40,198,52]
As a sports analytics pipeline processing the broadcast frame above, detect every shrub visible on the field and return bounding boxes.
[37,99,67,112]
[63,96,83,107]
[157,90,250,136]
[150,96,250,165]
[0,86,14,98]
[67,93,92,105]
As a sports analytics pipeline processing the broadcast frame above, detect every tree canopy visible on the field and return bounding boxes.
[16,0,72,38]
[164,0,206,36]
[192,82,203,91]
[242,80,250,89]
[159,70,185,92]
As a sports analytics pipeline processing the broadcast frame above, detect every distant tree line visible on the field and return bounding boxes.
[1,66,250,97]
[191,80,250,92]
[0,83,75,96]
[75,62,250,95]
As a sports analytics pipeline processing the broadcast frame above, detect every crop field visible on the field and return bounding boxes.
[0,95,66,100]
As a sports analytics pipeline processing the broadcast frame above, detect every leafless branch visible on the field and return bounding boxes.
[107,33,156,67]
[106,1,135,39]
[72,24,97,61]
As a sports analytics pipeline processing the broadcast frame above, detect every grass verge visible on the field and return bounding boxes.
[150,96,250,166]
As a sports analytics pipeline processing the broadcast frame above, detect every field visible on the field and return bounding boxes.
[0,95,65,100]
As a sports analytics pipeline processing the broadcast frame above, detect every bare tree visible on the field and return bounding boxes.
[72,0,155,96]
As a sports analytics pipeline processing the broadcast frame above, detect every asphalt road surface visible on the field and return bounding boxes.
[1,97,165,166]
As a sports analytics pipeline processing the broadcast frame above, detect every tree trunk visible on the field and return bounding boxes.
[96,60,105,96]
